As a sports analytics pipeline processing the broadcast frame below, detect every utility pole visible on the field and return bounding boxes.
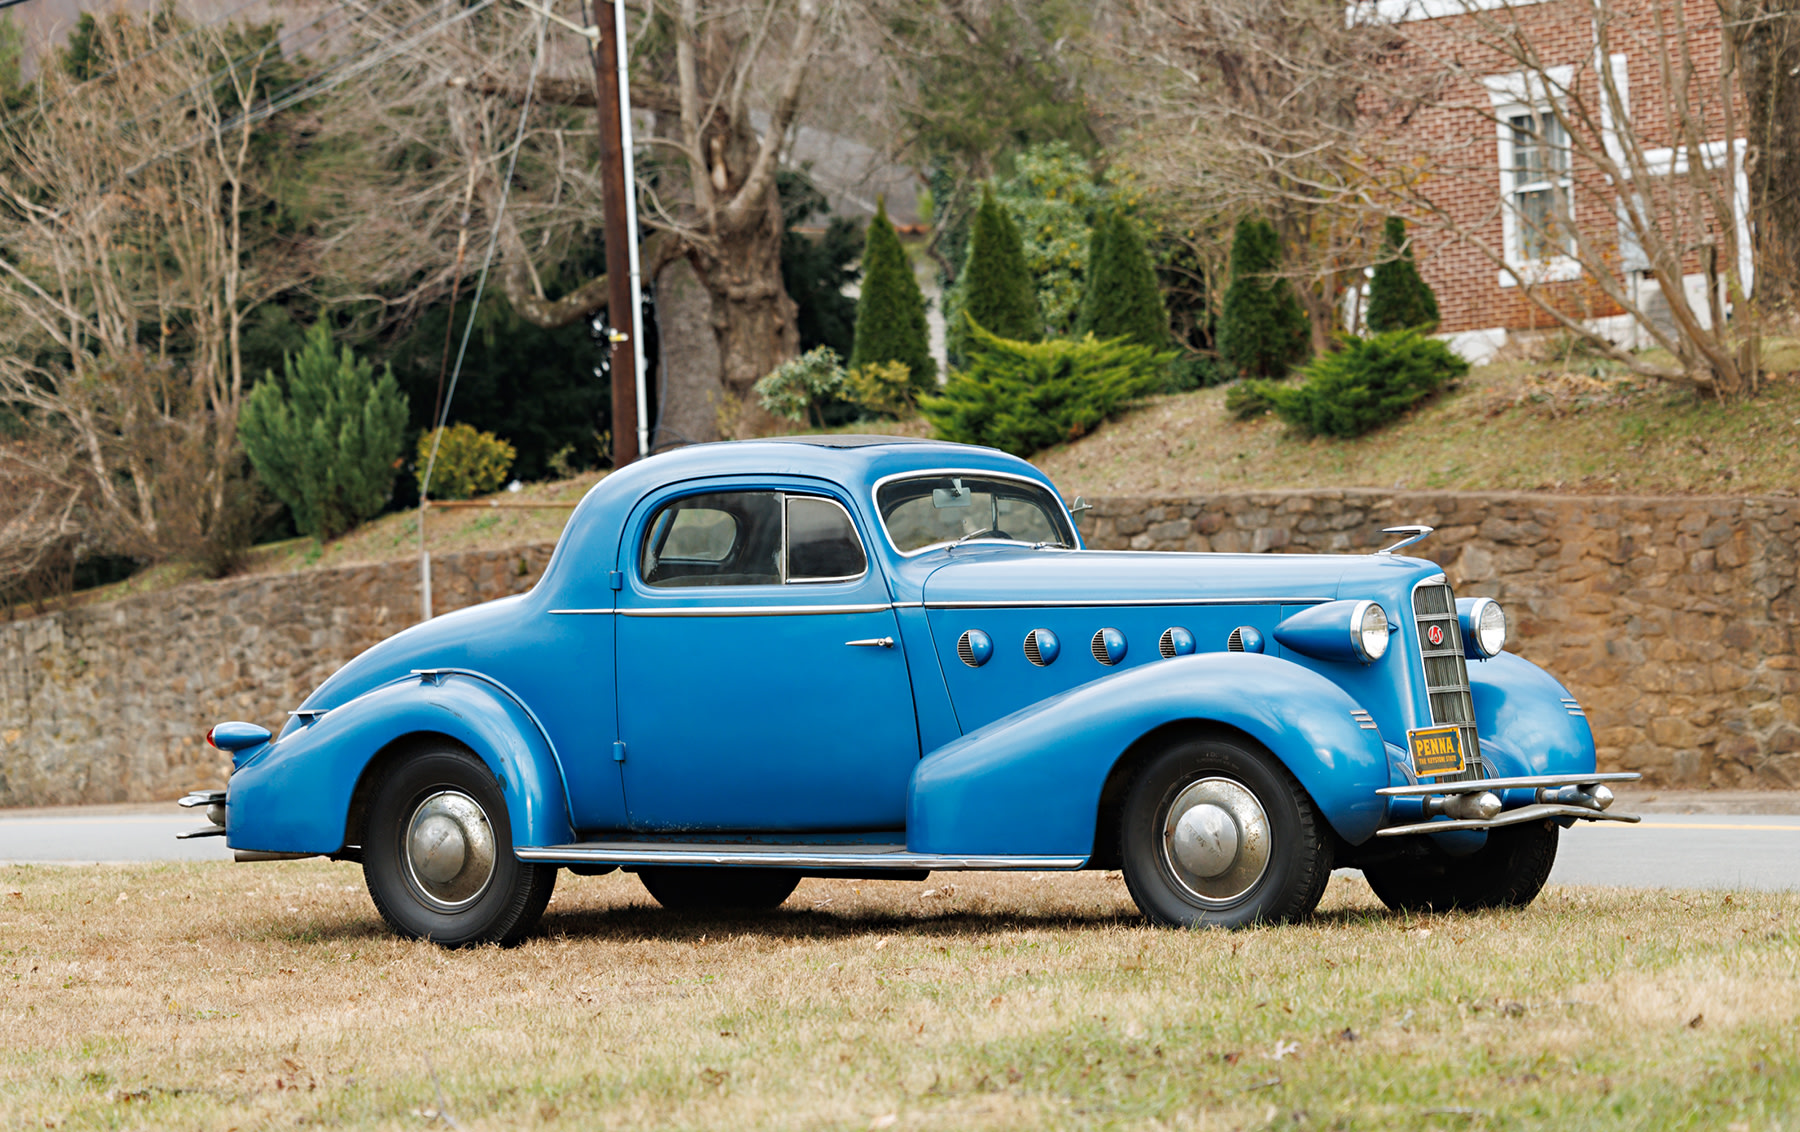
[588,0,640,466]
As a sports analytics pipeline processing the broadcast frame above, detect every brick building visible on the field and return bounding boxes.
[1362,0,1747,363]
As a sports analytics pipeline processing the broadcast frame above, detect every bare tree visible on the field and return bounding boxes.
[331,0,840,437]
[1113,0,1386,354]
[1356,0,1763,397]
[0,10,294,566]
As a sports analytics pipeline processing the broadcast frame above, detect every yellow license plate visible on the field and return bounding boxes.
[1408,726,1466,777]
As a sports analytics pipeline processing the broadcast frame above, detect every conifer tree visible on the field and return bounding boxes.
[948,185,1041,363]
[1076,210,1170,350]
[239,322,408,541]
[849,200,934,390]
[1217,217,1309,379]
[1365,216,1441,333]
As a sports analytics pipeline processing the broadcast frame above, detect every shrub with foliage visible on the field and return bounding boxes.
[1247,329,1468,438]
[239,322,408,541]
[947,185,1041,364]
[1076,210,1169,351]
[849,200,934,390]
[1218,217,1309,378]
[921,319,1172,457]
[1366,217,1440,333]
[844,360,917,418]
[754,347,847,428]
[417,423,517,500]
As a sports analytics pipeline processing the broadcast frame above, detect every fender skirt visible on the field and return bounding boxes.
[225,672,574,855]
[907,653,1389,858]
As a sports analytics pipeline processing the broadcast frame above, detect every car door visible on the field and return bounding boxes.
[614,483,920,831]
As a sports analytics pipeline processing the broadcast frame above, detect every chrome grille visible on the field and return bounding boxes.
[1412,581,1483,781]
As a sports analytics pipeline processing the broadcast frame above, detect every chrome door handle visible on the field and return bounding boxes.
[845,637,895,648]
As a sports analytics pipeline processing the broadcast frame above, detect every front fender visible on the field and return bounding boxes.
[226,672,574,855]
[1468,651,1597,778]
[907,653,1389,857]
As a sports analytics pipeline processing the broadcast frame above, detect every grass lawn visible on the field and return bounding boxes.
[2,863,1795,1130]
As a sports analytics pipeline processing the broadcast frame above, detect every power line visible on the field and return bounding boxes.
[416,0,548,620]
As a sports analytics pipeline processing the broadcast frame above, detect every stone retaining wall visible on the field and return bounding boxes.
[2,488,1795,806]
[1084,491,1799,787]
[0,545,554,807]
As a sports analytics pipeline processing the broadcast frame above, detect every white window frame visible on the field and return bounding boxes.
[1483,66,1581,287]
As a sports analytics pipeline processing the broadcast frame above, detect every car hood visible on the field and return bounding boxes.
[918,548,1436,606]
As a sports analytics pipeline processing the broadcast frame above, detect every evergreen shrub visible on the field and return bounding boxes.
[849,201,934,391]
[1076,210,1169,351]
[238,322,408,541]
[1255,329,1468,438]
[921,320,1171,457]
[754,347,846,428]
[946,185,1041,364]
[844,360,917,418]
[418,423,516,500]
[1366,217,1440,332]
[1218,217,1309,378]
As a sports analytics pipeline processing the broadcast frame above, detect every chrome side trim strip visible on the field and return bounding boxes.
[923,597,1329,610]
[549,609,615,615]
[1377,771,1640,797]
[516,843,1088,870]
[1375,803,1641,837]
[618,603,894,618]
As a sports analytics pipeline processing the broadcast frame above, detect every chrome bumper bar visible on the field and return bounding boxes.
[1375,771,1642,837]
[176,790,227,840]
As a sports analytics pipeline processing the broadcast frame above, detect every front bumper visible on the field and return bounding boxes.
[1374,771,1641,836]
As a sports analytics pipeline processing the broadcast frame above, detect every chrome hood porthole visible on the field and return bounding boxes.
[1024,628,1060,666]
[404,790,498,911]
[1161,777,1271,905]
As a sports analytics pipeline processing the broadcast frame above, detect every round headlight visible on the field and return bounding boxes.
[1475,599,1507,657]
[1352,601,1390,662]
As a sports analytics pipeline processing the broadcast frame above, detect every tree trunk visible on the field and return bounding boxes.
[688,178,798,438]
[1735,0,1800,317]
[652,255,725,448]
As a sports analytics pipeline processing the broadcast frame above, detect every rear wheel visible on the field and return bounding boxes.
[1362,820,1558,912]
[1119,736,1332,929]
[637,867,800,912]
[362,746,555,946]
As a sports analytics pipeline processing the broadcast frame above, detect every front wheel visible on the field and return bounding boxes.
[1362,820,1558,913]
[1119,736,1332,929]
[362,746,556,947]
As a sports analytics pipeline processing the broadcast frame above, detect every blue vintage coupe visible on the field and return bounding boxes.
[183,437,1638,944]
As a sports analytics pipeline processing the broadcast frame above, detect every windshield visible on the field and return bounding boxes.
[876,474,1076,554]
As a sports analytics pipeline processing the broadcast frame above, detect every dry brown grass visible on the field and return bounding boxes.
[1,863,1796,1130]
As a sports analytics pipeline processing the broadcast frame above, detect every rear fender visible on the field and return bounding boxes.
[907,653,1389,857]
[226,671,574,855]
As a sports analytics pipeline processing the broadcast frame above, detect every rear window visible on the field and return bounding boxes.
[876,474,1074,554]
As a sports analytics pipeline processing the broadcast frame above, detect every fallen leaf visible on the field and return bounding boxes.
[869,1115,898,1130]
[1688,1013,1705,1029]
[1272,1040,1300,1061]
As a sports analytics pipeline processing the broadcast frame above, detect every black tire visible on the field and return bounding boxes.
[637,867,801,912]
[362,746,556,947]
[1119,736,1332,929]
[1362,820,1559,913]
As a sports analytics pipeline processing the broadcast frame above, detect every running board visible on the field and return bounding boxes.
[1375,803,1641,837]
[515,841,1086,871]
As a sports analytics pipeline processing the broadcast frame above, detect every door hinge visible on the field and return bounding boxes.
[612,740,626,763]
[609,570,623,590]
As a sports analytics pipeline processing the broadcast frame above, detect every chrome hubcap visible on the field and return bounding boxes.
[403,791,497,911]
[1161,778,1270,905]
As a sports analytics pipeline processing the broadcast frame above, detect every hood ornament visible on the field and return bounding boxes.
[1376,525,1434,555]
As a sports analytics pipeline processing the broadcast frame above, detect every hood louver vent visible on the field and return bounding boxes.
[1023,628,1059,666]
[956,629,993,668]
[1091,628,1126,666]
[1227,628,1246,652]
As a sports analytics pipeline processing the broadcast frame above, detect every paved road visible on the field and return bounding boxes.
[2,806,1798,892]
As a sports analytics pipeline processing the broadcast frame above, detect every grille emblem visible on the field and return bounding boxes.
[1427,624,1445,646]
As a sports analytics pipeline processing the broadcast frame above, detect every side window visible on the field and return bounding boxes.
[787,496,867,582]
[641,492,782,587]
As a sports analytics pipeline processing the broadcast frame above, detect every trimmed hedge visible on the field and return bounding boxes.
[1236,328,1467,438]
